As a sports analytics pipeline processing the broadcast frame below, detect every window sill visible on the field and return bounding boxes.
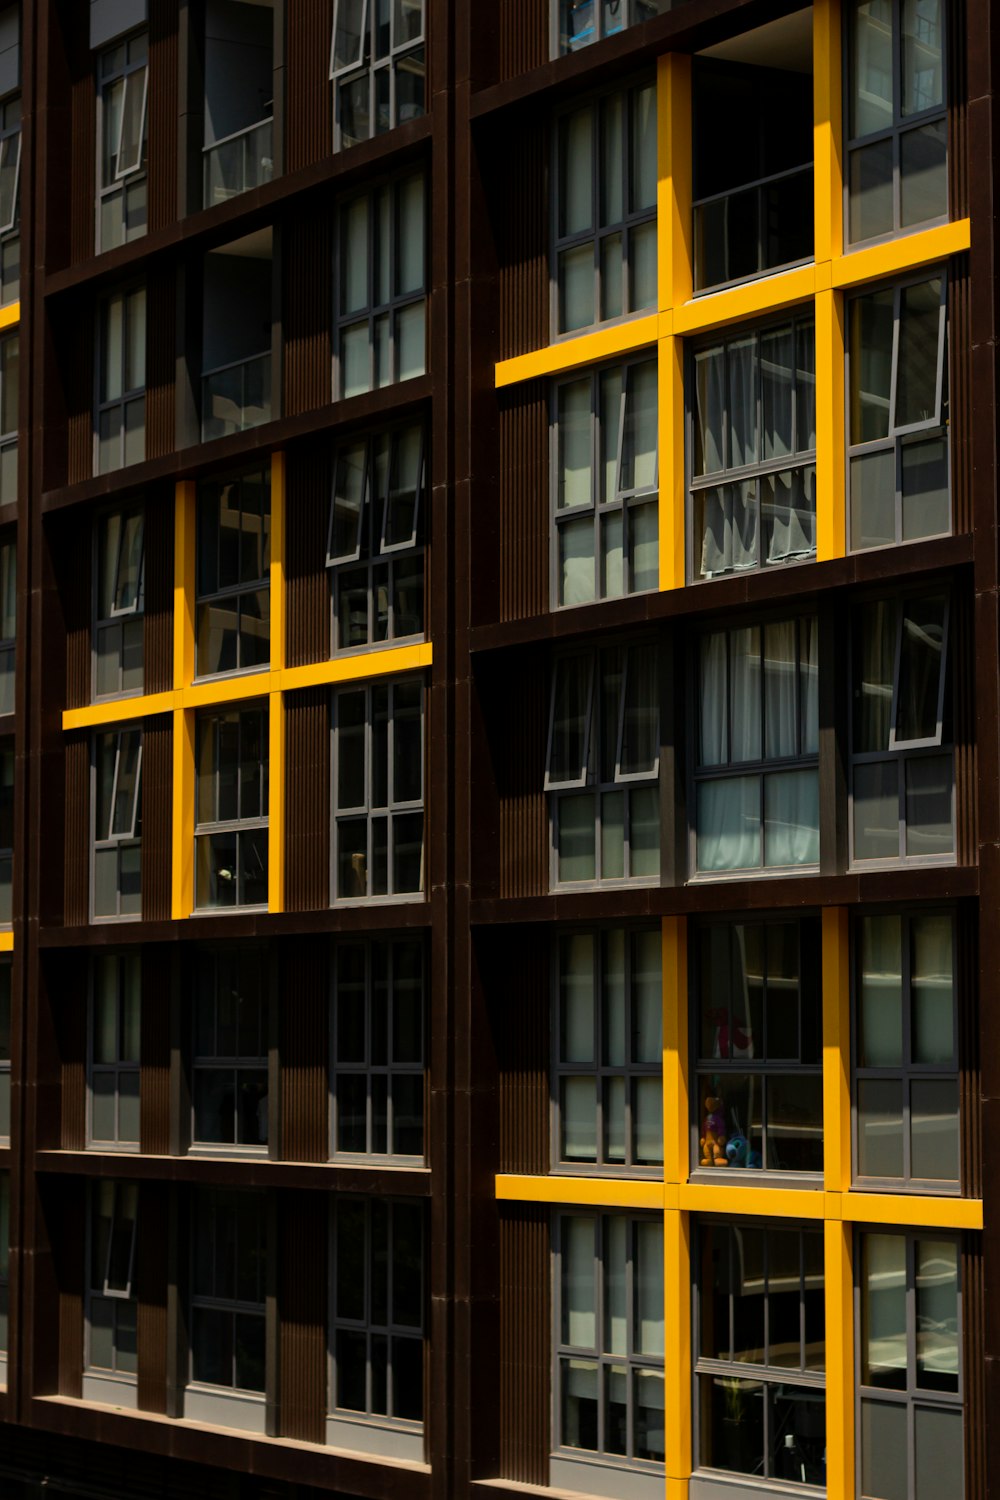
[691,254,814,301]
[187,1144,270,1160]
[81,1372,137,1410]
[849,1179,962,1198]
[325,1412,424,1463]
[184,1384,265,1434]
[688,1168,824,1192]
[550,1451,664,1500]
[691,1469,824,1500]
[687,867,820,884]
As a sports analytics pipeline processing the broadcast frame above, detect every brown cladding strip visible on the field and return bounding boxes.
[141,713,173,923]
[136,1180,169,1414]
[63,510,92,711]
[284,688,330,912]
[285,440,331,667]
[63,733,90,927]
[954,586,977,869]
[148,0,180,235]
[282,207,334,417]
[144,487,175,695]
[65,304,95,489]
[146,263,178,461]
[497,0,549,83]
[59,956,87,1152]
[279,934,330,1163]
[56,1179,86,1400]
[960,906,982,1202]
[948,0,968,223]
[964,1232,985,1500]
[495,115,548,360]
[499,1205,550,1485]
[499,381,549,623]
[950,255,971,536]
[278,1188,328,1443]
[493,927,550,1176]
[285,0,334,175]
[140,943,172,1157]
[68,9,96,268]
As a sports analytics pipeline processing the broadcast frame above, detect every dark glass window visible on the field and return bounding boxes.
[332,938,424,1159]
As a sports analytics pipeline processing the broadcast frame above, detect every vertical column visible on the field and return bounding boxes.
[657,53,691,595]
[815,288,847,562]
[814,0,846,564]
[268,451,286,913]
[658,333,685,592]
[824,1216,855,1500]
[822,906,852,1195]
[663,916,691,1495]
[822,905,855,1500]
[662,915,688,1188]
[813,0,844,268]
[171,481,195,919]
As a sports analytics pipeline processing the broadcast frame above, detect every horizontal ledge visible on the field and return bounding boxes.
[37,902,435,946]
[831,218,971,291]
[61,645,433,730]
[469,533,974,651]
[496,1174,668,1209]
[34,1150,433,1194]
[0,301,18,332]
[495,314,658,388]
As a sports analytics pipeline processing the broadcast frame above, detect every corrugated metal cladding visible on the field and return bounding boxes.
[499,1206,550,1485]
[278,1190,327,1442]
[285,443,331,667]
[498,0,548,82]
[143,490,175,694]
[491,926,549,1176]
[283,208,333,416]
[142,713,173,922]
[496,117,548,360]
[499,382,548,623]
[285,0,333,173]
[284,688,330,911]
[279,934,329,1162]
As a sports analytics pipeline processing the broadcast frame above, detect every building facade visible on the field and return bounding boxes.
[0,1,991,1499]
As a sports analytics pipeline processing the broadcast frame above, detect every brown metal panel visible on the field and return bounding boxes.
[953,587,977,868]
[963,1232,985,1500]
[146,263,177,461]
[497,0,549,82]
[63,510,92,710]
[282,208,334,417]
[285,440,331,667]
[493,927,549,1176]
[148,0,180,234]
[65,305,95,487]
[492,655,548,900]
[499,381,548,624]
[136,1180,169,1413]
[960,906,981,1201]
[495,116,548,360]
[60,964,87,1152]
[278,934,329,1162]
[278,1188,327,1443]
[143,487,175,694]
[56,1179,86,1399]
[141,713,173,922]
[285,0,334,174]
[140,943,172,1156]
[499,1205,550,1485]
[285,687,330,912]
[68,7,96,266]
[950,254,971,536]
[63,733,90,927]
[947,0,967,223]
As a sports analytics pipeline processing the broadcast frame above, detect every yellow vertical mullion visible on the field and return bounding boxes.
[824,1216,855,1500]
[268,689,285,912]
[664,1207,692,1490]
[662,915,688,1187]
[171,707,195,919]
[173,480,196,691]
[658,332,685,590]
[816,287,847,561]
[270,450,286,673]
[813,0,844,267]
[823,907,852,1194]
[659,52,692,313]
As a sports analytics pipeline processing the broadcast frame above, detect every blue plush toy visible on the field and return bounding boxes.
[725,1134,763,1169]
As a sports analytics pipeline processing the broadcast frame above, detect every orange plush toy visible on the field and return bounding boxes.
[700,1095,728,1167]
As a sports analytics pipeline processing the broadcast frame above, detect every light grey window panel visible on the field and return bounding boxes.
[196,466,270,677]
[331,0,425,151]
[92,726,143,921]
[91,0,147,51]
[97,31,148,253]
[335,172,426,399]
[194,703,269,911]
[86,1179,139,1382]
[89,951,141,1148]
[553,2,667,59]
[0,331,16,499]
[96,285,146,475]
[94,504,144,700]
[0,534,14,716]
[192,947,269,1152]
[189,1187,267,1397]
[0,6,19,98]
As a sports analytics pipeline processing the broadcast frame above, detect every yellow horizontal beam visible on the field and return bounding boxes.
[0,302,19,332]
[836,1191,982,1231]
[679,1181,826,1220]
[672,263,818,336]
[494,314,659,389]
[0,931,13,952]
[495,1174,670,1211]
[832,218,971,291]
[62,645,434,731]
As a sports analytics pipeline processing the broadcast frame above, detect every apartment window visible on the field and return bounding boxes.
[555,0,666,54]
[332,677,424,902]
[192,949,269,1151]
[0,329,16,502]
[554,1214,664,1471]
[195,705,268,910]
[690,317,817,580]
[848,273,949,550]
[851,592,953,863]
[858,1231,962,1499]
[855,910,958,1188]
[89,952,140,1148]
[694,919,822,1174]
[328,424,425,651]
[0,533,13,713]
[97,31,148,252]
[97,286,146,474]
[332,939,424,1159]
[201,1,274,208]
[553,356,658,608]
[694,617,819,874]
[93,727,142,920]
[696,1222,825,1484]
[0,94,20,304]
[0,1172,8,1355]
[546,644,659,886]
[554,80,656,336]
[94,504,144,699]
[331,0,425,150]
[554,928,662,1171]
[197,467,270,677]
[0,960,9,1140]
[847,0,947,244]
[331,1197,424,1425]
[190,1188,266,1397]
[336,172,425,399]
[0,744,10,925]
[86,1180,138,1382]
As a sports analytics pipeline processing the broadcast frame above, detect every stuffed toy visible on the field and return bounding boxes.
[725,1133,763,1170]
[700,1095,727,1166]
[707,1006,754,1060]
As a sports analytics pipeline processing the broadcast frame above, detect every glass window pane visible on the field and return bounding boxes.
[767,1073,823,1172]
[559,244,594,334]
[763,620,797,759]
[850,0,894,137]
[727,337,758,470]
[858,1078,905,1179]
[849,137,894,242]
[635,1219,663,1355]
[397,175,424,295]
[559,109,593,238]
[851,289,895,444]
[861,1233,907,1388]
[861,1398,908,1500]
[902,0,944,114]
[562,1358,599,1450]
[631,929,661,1063]
[701,1374,765,1474]
[560,1075,596,1161]
[561,1217,596,1347]
[904,754,953,857]
[762,326,794,463]
[599,95,623,227]
[630,84,656,213]
[854,760,900,861]
[694,345,725,476]
[558,379,592,510]
[902,436,949,540]
[860,914,904,1066]
[915,1237,959,1390]
[603,1214,626,1354]
[896,278,943,430]
[911,912,954,1063]
[730,627,761,763]
[764,769,819,868]
[911,1078,959,1182]
[549,657,591,784]
[697,776,760,872]
[557,793,596,883]
[900,119,948,227]
[620,361,656,493]
[851,449,896,550]
[560,934,594,1063]
[896,596,946,743]
[915,1406,963,1500]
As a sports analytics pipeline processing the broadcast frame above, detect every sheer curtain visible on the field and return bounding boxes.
[730,627,761,762]
[764,769,819,866]
[764,465,817,564]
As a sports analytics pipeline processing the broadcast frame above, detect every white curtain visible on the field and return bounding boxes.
[730,626,761,762]
[765,465,817,564]
[697,776,759,871]
[764,769,819,866]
